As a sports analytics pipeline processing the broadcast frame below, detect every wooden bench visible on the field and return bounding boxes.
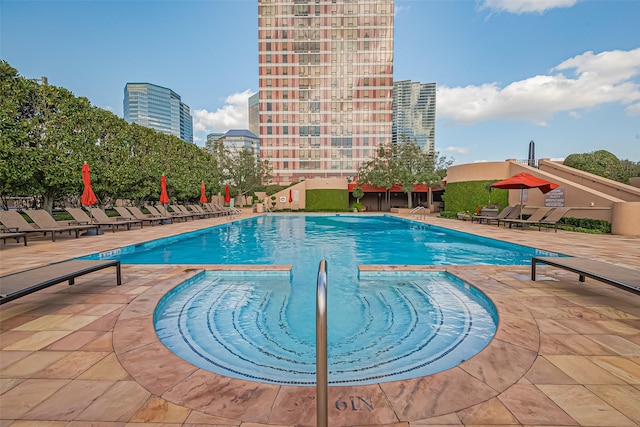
[0,259,121,305]
[531,256,640,295]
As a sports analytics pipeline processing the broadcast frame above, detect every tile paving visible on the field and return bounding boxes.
[1,211,639,426]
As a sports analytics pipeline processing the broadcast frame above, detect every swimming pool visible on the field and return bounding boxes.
[88,214,558,385]
[89,214,554,267]
[154,270,498,385]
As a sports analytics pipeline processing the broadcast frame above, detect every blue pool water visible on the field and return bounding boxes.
[155,270,497,385]
[87,214,559,385]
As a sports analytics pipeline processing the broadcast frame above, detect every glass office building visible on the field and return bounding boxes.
[258,0,394,184]
[392,80,436,154]
[123,82,194,143]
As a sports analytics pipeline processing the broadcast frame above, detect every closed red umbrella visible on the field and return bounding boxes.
[160,175,169,205]
[200,181,208,204]
[491,172,559,219]
[81,162,98,207]
[224,185,231,204]
[289,188,293,203]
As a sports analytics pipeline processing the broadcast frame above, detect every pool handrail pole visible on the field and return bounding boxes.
[316,259,328,427]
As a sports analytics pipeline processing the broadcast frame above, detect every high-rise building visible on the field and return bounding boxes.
[392,80,436,154]
[123,82,194,143]
[205,132,225,153]
[248,92,260,137]
[219,129,260,158]
[258,0,394,184]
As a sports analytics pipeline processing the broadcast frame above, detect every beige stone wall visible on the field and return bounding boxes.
[445,162,512,183]
[268,182,308,210]
[611,202,640,236]
[539,159,640,202]
[446,160,639,236]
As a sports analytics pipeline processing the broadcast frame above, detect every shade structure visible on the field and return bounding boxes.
[491,172,559,194]
[491,172,559,219]
[289,188,293,203]
[200,181,208,204]
[160,175,169,204]
[224,185,231,204]
[81,162,98,207]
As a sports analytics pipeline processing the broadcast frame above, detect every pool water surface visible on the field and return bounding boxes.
[88,215,557,385]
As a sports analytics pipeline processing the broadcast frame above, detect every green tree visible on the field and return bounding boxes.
[352,187,364,203]
[357,143,396,210]
[215,141,272,199]
[0,61,100,212]
[563,150,631,184]
[357,140,453,209]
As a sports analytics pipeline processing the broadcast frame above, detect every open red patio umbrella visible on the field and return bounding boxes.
[81,162,98,209]
[200,181,208,204]
[160,175,169,205]
[224,185,231,204]
[491,172,559,219]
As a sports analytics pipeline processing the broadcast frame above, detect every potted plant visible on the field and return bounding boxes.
[480,203,500,217]
[351,202,363,212]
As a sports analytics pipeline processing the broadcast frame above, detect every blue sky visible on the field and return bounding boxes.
[2,0,639,165]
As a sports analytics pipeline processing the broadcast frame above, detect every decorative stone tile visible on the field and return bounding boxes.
[23,379,114,420]
[35,351,109,379]
[75,380,151,421]
[457,397,519,425]
[380,367,498,420]
[524,356,577,385]
[497,383,577,425]
[0,351,67,378]
[587,385,640,423]
[129,396,191,423]
[545,355,627,384]
[269,384,399,426]
[0,378,69,419]
[589,356,640,384]
[538,384,636,426]
[460,338,537,392]
[77,353,132,381]
[162,370,279,424]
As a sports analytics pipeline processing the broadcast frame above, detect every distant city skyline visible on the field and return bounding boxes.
[2,0,639,165]
[123,82,194,143]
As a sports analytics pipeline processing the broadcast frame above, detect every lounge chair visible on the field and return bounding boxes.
[89,208,143,231]
[114,206,165,226]
[20,209,99,241]
[148,204,190,222]
[499,207,554,229]
[66,207,140,232]
[471,205,514,224]
[1,227,27,246]
[182,204,210,219]
[535,207,571,232]
[203,203,228,216]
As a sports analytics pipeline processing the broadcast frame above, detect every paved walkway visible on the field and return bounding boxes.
[1,212,639,426]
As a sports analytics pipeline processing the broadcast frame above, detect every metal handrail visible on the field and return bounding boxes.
[316,260,328,427]
[410,206,426,214]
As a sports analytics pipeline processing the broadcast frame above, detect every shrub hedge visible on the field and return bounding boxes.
[305,189,349,212]
[442,181,509,213]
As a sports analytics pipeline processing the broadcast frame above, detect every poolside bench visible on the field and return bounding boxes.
[531,256,640,295]
[0,259,121,305]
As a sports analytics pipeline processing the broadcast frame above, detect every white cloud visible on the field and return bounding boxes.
[193,89,254,134]
[480,0,577,15]
[627,102,640,116]
[438,48,640,126]
[395,5,411,15]
[442,145,469,155]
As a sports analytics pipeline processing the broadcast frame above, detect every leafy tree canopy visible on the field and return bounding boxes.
[563,150,636,184]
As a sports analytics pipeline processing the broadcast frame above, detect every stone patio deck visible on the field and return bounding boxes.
[1,212,639,426]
